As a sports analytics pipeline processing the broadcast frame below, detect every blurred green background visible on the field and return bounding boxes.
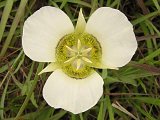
[0,0,160,120]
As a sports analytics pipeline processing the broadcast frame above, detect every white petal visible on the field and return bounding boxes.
[38,62,59,75]
[86,7,137,68]
[22,6,74,62]
[43,69,104,114]
[75,8,86,34]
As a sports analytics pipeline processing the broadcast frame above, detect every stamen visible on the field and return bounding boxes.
[76,59,82,70]
[82,57,92,63]
[64,56,76,64]
[65,45,76,53]
[81,47,92,54]
[77,39,81,51]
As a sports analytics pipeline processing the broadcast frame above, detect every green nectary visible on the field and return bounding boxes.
[55,32,102,79]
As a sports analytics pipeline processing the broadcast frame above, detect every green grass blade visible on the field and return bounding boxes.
[0,50,23,89]
[60,0,67,9]
[132,97,160,106]
[0,0,28,57]
[0,0,13,43]
[139,48,160,63]
[134,103,156,120]
[106,87,114,120]
[49,110,67,120]
[98,97,104,120]
[0,78,9,119]
[90,0,98,15]
[79,113,84,120]
[14,63,44,120]
[106,0,111,6]
[131,11,159,26]
[54,0,92,8]
[152,0,160,10]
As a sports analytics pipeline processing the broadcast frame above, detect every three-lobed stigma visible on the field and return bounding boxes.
[56,33,102,79]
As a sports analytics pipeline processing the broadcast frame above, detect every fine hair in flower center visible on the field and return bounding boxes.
[55,33,102,79]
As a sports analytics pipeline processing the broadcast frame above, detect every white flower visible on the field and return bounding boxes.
[22,6,137,114]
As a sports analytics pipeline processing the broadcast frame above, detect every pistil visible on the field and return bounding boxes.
[55,33,102,79]
[64,39,93,70]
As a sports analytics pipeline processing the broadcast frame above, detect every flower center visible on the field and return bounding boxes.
[56,33,102,79]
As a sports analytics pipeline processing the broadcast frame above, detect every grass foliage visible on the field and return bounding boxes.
[0,0,160,120]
